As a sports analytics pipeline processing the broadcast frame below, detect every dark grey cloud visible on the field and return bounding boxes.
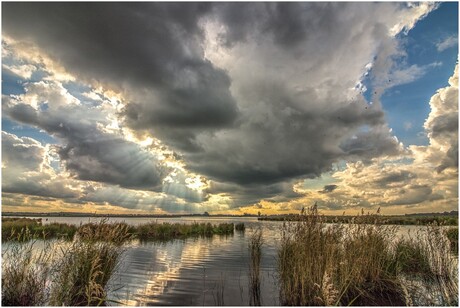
[3,84,169,191]
[436,139,458,173]
[206,180,302,207]
[3,2,239,136]
[387,184,434,206]
[321,184,338,193]
[373,170,415,188]
[429,113,458,138]
[57,132,166,191]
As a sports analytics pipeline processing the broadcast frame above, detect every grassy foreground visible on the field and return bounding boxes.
[2,221,130,306]
[2,214,457,306]
[277,206,458,306]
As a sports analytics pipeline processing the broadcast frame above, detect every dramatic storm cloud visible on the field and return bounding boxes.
[1,2,457,214]
[2,80,169,191]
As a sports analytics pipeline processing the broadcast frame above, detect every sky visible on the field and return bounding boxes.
[1,2,458,215]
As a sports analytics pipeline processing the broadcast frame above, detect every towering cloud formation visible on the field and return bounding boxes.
[422,65,459,173]
[295,65,458,214]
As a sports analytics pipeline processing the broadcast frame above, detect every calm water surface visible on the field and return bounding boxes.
[20,217,283,306]
[6,216,442,306]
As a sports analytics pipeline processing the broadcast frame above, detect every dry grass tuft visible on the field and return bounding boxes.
[278,205,406,306]
[49,222,131,306]
[1,230,52,306]
[278,205,458,306]
[249,227,263,306]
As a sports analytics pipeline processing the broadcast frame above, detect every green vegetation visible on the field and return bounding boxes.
[446,227,458,254]
[2,218,239,242]
[136,222,234,240]
[260,213,458,226]
[76,221,133,244]
[2,218,77,241]
[395,238,431,277]
[277,206,458,306]
[248,228,263,306]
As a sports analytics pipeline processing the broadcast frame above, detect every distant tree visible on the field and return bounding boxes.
[258,211,261,217]
[203,211,210,216]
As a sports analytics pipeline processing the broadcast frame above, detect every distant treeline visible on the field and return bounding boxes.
[2,212,259,218]
[258,213,458,225]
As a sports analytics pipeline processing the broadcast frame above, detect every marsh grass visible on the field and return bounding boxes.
[278,206,406,306]
[2,221,131,306]
[1,230,52,306]
[249,227,263,306]
[446,227,458,254]
[2,218,77,241]
[278,206,344,306]
[49,241,122,306]
[3,218,240,243]
[77,220,134,245]
[49,222,131,306]
[337,222,404,306]
[395,237,432,277]
[422,224,458,306]
[135,222,234,240]
[278,206,458,306]
[395,224,458,306]
[235,222,246,232]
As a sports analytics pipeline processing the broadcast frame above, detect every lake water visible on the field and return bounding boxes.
[8,217,284,306]
[2,216,452,306]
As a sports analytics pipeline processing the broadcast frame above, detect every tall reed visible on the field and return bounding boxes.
[277,206,407,306]
[421,223,458,305]
[277,206,459,306]
[336,221,403,305]
[446,227,458,254]
[1,230,52,306]
[249,227,263,306]
[278,206,344,306]
[48,222,131,306]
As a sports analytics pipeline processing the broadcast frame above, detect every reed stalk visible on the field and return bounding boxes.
[249,227,263,306]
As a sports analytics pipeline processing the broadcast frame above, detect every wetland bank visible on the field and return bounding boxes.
[2,210,458,306]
